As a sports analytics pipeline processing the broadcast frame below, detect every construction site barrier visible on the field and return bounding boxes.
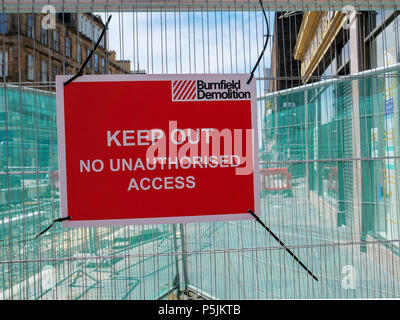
[260,168,292,191]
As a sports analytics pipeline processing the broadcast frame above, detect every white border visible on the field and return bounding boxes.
[56,74,260,227]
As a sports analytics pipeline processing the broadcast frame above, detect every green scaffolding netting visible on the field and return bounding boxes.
[1,69,400,299]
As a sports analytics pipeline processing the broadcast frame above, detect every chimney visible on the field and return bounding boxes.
[117,60,131,73]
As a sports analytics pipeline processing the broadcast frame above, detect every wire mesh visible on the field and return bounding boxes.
[1,1,400,299]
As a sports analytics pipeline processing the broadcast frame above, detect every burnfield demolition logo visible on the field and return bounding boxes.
[172,79,251,101]
[197,80,251,100]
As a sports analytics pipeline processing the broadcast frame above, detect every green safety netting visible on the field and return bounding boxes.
[1,69,400,299]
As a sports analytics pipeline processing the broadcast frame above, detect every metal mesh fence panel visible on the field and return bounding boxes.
[0,1,400,299]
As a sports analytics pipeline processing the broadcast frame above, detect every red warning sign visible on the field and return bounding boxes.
[56,74,260,227]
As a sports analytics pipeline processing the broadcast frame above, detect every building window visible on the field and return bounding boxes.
[364,11,395,37]
[340,41,349,66]
[52,66,58,81]
[94,53,99,72]
[0,13,8,34]
[52,30,59,51]
[86,48,91,68]
[77,41,82,63]
[41,60,48,82]
[101,57,105,74]
[27,15,34,39]
[56,13,72,26]
[41,27,48,45]
[0,51,8,77]
[65,37,71,57]
[27,54,34,80]
[368,15,400,69]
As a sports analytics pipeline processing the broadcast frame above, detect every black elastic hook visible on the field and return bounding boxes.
[35,216,71,239]
[64,15,112,87]
[248,209,319,281]
[247,0,270,85]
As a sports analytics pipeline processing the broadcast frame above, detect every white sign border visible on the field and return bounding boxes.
[56,73,261,227]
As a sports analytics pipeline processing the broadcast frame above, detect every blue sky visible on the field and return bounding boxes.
[96,10,274,146]
[97,10,274,77]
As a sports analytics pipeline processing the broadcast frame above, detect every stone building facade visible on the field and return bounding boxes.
[0,12,131,87]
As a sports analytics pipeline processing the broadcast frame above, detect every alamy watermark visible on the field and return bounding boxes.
[41,265,55,292]
[341,265,356,290]
[342,5,357,30]
[41,5,56,30]
[99,121,255,176]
